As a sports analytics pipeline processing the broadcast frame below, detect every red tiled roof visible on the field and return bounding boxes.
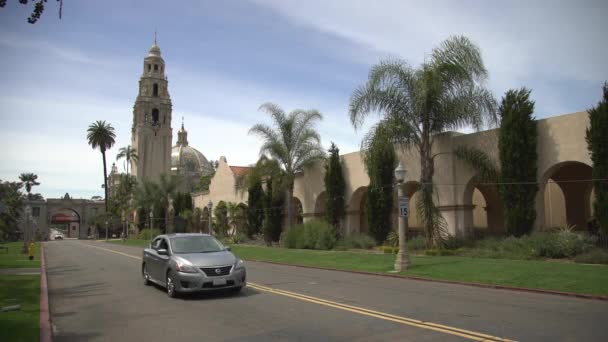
[229,166,251,177]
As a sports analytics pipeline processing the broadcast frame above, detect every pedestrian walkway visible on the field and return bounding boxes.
[0,268,41,275]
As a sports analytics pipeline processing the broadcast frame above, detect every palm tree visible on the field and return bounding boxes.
[349,36,497,247]
[249,103,326,227]
[159,173,178,232]
[116,145,138,175]
[87,120,116,212]
[19,173,40,199]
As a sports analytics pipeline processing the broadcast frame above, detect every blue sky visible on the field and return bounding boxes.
[0,0,606,199]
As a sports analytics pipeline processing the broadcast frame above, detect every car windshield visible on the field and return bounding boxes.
[170,236,226,254]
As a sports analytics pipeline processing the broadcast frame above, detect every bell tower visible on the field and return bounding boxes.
[131,36,173,182]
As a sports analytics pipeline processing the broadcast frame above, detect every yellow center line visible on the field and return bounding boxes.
[75,241,515,342]
[248,283,514,342]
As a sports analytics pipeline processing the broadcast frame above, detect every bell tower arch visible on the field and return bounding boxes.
[131,36,173,182]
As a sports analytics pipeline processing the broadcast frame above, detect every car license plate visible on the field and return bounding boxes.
[213,278,227,286]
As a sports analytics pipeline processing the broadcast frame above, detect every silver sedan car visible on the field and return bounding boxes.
[142,233,246,297]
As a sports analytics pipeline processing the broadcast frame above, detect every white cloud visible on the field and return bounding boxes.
[251,0,608,113]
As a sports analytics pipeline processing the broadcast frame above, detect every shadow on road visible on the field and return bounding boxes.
[147,283,260,301]
[47,265,85,276]
[54,331,101,342]
[49,282,110,299]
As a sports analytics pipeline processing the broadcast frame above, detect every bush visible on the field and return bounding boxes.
[386,230,399,247]
[406,235,427,251]
[281,220,337,250]
[574,249,608,265]
[336,234,377,250]
[425,249,455,256]
[457,231,595,260]
[530,231,594,258]
[380,246,398,254]
[137,228,161,240]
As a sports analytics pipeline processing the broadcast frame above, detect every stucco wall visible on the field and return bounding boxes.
[192,111,592,237]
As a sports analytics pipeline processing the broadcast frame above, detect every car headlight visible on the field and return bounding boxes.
[234,259,245,270]
[175,260,198,273]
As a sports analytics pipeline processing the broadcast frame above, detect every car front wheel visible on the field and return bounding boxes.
[166,271,179,298]
[142,264,151,286]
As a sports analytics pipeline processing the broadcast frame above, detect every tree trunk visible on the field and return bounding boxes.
[287,185,294,228]
[419,130,436,248]
[102,150,109,213]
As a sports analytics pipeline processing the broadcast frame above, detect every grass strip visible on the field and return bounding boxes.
[0,275,40,342]
[0,241,41,269]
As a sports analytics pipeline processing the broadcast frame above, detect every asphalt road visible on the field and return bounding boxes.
[45,240,608,341]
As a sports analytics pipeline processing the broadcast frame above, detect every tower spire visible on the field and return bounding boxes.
[181,116,184,130]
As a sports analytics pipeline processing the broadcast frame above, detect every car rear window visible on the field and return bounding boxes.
[170,236,225,254]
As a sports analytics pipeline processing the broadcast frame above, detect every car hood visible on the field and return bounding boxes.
[175,251,236,267]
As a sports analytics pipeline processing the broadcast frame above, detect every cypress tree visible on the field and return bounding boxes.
[263,172,284,244]
[498,88,538,236]
[246,175,265,237]
[364,124,396,244]
[586,82,608,232]
[324,142,346,233]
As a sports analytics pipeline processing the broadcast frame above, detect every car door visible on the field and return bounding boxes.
[145,238,163,282]
[155,238,171,284]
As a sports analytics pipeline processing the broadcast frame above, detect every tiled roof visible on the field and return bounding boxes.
[229,166,251,177]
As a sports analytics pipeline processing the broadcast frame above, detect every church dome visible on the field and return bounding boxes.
[170,121,214,176]
[148,43,161,57]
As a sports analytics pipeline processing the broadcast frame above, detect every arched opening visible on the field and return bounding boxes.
[152,108,159,124]
[347,187,369,235]
[314,192,326,219]
[463,178,505,236]
[541,161,593,230]
[154,64,158,71]
[50,208,81,238]
[292,197,304,225]
[153,83,158,97]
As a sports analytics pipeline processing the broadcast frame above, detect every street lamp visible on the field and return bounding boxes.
[105,220,109,241]
[394,161,411,272]
[149,209,154,241]
[22,205,32,253]
[207,200,213,235]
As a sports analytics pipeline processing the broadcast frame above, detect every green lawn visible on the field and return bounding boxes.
[0,275,40,342]
[230,245,608,296]
[0,241,41,269]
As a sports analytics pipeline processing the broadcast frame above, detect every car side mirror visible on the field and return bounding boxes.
[225,247,231,251]
[157,248,169,256]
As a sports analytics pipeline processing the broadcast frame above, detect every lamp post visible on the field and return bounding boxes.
[394,161,411,272]
[149,209,154,241]
[22,205,32,253]
[105,220,108,241]
[207,200,213,235]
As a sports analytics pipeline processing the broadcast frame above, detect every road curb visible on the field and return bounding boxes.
[40,243,52,342]
[244,258,608,301]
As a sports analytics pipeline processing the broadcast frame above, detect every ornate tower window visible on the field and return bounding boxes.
[154,64,158,71]
[147,64,151,71]
[153,83,158,97]
[152,108,160,124]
